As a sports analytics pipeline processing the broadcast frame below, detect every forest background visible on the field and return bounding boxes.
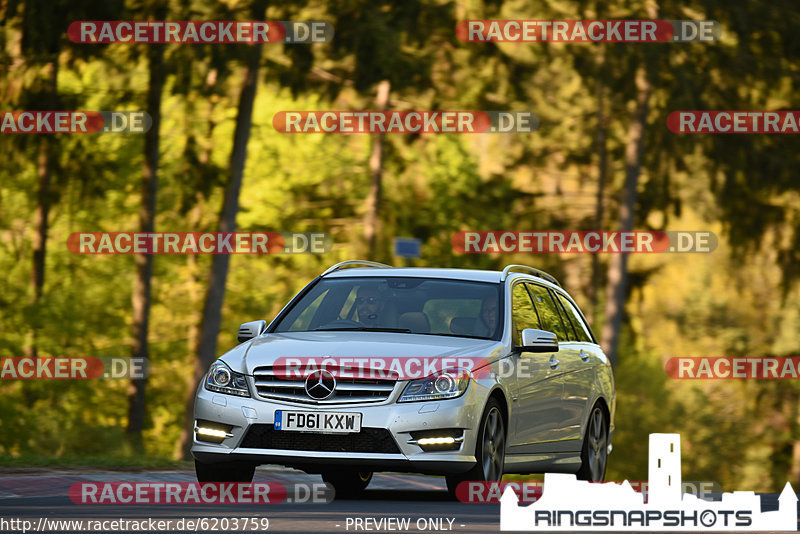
[2,0,800,492]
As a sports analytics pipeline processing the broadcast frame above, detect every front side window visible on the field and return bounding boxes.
[526,283,568,342]
[511,283,540,346]
[272,277,503,340]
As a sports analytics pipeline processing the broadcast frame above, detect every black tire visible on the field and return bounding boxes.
[321,469,373,499]
[445,397,505,498]
[195,459,255,482]
[576,404,608,481]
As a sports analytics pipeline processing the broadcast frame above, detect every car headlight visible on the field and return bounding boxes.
[204,361,250,397]
[398,368,471,403]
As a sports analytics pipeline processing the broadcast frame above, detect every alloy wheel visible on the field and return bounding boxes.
[481,406,505,481]
[587,407,608,481]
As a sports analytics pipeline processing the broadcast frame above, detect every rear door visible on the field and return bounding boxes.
[553,291,598,442]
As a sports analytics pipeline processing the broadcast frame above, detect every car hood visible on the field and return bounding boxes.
[219,331,506,376]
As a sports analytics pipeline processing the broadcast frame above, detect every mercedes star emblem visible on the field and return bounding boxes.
[304,369,336,400]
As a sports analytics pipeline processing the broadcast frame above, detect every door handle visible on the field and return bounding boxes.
[580,350,590,362]
[549,356,560,369]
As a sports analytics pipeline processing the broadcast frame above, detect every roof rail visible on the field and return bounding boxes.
[321,260,393,277]
[501,264,561,286]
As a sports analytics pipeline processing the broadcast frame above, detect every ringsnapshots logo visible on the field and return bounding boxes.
[500,433,797,531]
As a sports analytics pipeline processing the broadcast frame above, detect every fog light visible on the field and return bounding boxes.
[196,427,230,438]
[408,429,464,451]
[417,437,456,446]
[194,420,234,444]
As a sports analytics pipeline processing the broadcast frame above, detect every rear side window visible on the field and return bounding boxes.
[556,293,594,343]
[526,283,568,342]
[554,295,578,341]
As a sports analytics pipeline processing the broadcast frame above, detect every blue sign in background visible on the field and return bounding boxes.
[394,237,421,258]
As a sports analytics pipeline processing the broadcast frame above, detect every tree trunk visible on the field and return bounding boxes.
[126,44,165,451]
[589,76,607,327]
[600,64,649,368]
[178,3,266,458]
[363,79,391,260]
[790,391,800,486]
[28,60,58,361]
[23,59,58,410]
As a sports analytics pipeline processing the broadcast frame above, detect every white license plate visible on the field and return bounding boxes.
[274,410,361,434]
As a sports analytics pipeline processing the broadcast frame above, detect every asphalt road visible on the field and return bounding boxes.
[0,469,795,533]
[0,469,497,533]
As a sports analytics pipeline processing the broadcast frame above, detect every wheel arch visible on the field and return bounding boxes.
[487,386,510,437]
[586,395,611,436]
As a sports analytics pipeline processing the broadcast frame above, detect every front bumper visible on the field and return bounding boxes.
[190,380,489,475]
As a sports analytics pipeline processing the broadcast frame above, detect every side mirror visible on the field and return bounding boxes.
[238,320,267,343]
[519,328,559,353]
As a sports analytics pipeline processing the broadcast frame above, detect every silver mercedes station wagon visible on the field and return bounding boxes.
[191,261,615,497]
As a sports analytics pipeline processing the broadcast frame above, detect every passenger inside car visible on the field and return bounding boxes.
[448,294,498,338]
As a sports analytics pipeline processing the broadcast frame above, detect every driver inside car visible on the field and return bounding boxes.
[475,294,498,337]
[355,286,385,327]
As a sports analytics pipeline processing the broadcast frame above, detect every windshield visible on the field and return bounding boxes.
[272,277,503,340]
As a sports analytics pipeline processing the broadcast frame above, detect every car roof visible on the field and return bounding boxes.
[323,266,562,292]
[325,267,500,282]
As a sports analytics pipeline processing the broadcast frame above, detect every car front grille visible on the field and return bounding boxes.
[240,424,401,454]
[252,365,397,404]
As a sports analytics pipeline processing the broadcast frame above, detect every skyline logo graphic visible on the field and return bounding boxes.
[500,433,797,531]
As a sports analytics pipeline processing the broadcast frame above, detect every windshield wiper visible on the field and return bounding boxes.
[313,326,413,333]
[412,332,493,340]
